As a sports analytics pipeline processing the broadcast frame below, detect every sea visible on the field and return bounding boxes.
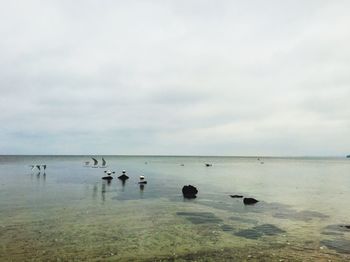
[0,155,350,261]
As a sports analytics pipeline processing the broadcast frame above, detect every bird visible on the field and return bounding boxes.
[91,158,98,167]
[104,170,115,175]
[42,165,46,170]
[101,158,107,168]
[138,175,147,184]
[36,165,41,171]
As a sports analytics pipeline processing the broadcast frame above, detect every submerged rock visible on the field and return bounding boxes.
[324,224,350,233]
[230,195,243,198]
[182,185,198,199]
[243,197,259,205]
[177,212,222,224]
[321,239,350,254]
[235,224,285,239]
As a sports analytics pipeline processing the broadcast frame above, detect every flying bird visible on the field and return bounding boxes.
[91,158,98,167]
[101,158,107,167]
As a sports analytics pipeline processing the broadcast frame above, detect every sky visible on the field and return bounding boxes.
[0,0,349,156]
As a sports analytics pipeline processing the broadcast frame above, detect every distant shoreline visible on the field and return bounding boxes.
[0,154,347,158]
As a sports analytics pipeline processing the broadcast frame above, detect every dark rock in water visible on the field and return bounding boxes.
[243,197,259,205]
[102,176,113,180]
[235,224,285,239]
[230,216,258,225]
[176,212,222,224]
[324,224,350,233]
[254,224,286,235]
[230,195,243,198]
[138,181,147,184]
[273,209,328,221]
[118,174,129,180]
[205,163,212,167]
[220,224,235,232]
[321,239,350,254]
[182,185,198,199]
[235,228,263,239]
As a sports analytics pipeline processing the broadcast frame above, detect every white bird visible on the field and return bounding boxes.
[104,170,115,176]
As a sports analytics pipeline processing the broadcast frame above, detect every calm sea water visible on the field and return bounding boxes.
[1,156,350,261]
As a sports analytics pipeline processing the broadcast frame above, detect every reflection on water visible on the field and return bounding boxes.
[0,155,350,261]
[139,183,145,192]
[92,184,98,200]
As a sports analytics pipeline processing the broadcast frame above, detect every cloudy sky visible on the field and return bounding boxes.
[1,0,349,156]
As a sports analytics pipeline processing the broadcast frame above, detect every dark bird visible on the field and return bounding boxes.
[101,158,107,168]
[91,157,98,167]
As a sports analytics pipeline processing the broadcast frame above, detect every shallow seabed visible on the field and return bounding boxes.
[1,156,350,261]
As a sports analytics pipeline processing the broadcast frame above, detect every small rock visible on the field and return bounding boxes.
[243,197,259,205]
[182,185,198,199]
[230,195,243,198]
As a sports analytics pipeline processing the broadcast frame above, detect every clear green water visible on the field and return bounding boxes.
[1,156,350,261]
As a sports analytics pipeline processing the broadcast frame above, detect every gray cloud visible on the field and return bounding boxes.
[0,0,349,155]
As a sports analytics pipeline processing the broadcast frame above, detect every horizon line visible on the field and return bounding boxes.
[0,154,347,158]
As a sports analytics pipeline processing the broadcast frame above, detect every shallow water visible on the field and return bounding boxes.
[1,155,350,261]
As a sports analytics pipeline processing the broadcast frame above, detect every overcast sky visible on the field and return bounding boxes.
[0,0,349,156]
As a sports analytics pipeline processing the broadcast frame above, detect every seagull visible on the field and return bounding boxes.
[104,170,115,175]
[138,175,147,184]
[101,158,107,168]
[91,157,98,167]
[36,165,41,171]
